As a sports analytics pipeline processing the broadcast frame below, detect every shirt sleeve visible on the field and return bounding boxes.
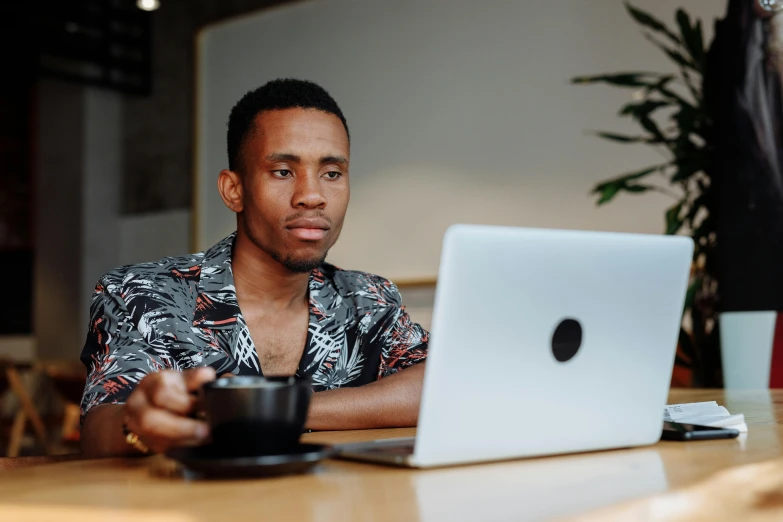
[79,279,166,418]
[376,284,429,378]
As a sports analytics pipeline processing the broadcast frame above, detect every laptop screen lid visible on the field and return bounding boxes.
[411,225,693,468]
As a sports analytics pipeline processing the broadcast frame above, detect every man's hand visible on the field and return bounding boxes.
[123,367,216,454]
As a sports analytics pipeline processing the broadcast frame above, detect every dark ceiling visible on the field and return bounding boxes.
[1,0,152,94]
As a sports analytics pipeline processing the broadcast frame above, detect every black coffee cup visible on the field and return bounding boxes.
[202,375,312,457]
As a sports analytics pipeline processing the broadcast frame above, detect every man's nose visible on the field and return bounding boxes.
[293,172,327,209]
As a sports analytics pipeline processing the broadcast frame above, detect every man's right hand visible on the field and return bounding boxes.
[123,367,217,454]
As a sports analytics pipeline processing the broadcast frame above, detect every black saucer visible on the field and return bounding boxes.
[166,443,332,479]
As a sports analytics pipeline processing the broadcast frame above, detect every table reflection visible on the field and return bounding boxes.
[412,450,667,522]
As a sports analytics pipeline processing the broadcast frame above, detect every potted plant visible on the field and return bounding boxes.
[572,3,719,386]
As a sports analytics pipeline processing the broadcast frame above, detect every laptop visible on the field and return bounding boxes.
[336,224,693,468]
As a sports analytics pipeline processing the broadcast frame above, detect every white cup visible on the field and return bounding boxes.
[719,311,782,388]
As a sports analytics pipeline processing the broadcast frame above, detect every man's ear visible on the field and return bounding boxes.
[217,169,244,213]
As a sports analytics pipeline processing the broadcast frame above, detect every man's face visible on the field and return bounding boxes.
[234,108,350,273]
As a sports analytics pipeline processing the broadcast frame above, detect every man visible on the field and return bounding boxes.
[80,79,428,457]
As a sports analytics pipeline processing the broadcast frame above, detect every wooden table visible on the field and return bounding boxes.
[0,389,781,521]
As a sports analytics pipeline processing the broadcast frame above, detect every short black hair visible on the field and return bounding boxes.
[226,78,350,173]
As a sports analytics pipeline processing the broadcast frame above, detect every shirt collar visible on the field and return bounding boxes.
[192,232,241,331]
[192,231,334,332]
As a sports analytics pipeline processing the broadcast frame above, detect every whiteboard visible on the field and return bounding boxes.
[195,0,723,281]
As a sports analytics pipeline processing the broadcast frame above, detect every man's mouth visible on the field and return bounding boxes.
[285,217,330,241]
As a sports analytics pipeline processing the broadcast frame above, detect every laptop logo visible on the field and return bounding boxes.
[551,318,582,362]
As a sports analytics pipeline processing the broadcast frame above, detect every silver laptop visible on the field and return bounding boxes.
[336,224,693,468]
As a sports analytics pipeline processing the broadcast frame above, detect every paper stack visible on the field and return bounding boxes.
[664,401,748,433]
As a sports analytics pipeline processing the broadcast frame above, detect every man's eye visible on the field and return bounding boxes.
[324,171,342,179]
[272,170,292,178]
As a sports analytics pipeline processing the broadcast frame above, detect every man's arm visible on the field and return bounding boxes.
[306,362,425,431]
[82,363,422,457]
[81,368,215,458]
[81,404,133,458]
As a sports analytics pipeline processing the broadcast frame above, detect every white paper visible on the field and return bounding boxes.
[664,401,748,433]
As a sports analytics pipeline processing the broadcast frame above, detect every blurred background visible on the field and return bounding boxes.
[0,0,781,457]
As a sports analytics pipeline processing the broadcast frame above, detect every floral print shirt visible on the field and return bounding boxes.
[79,233,428,416]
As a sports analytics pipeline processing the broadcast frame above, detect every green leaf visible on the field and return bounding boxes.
[676,9,705,69]
[672,104,698,135]
[641,75,700,116]
[571,72,666,88]
[593,164,667,187]
[619,100,671,120]
[680,68,702,102]
[591,131,650,143]
[592,164,669,205]
[639,115,669,144]
[652,82,698,111]
[665,201,684,234]
[596,181,623,205]
[593,181,657,203]
[672,137,707,164]
[642,33,697,71]
[625,3,681,45]
[671,156,705,182]
[624,184,653,193]
[645,75,676,93]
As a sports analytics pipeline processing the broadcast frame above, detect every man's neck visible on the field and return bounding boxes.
[231,231,310,311]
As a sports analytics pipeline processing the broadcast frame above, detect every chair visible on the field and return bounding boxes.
[0,359,50,456]
[37,360,86,447]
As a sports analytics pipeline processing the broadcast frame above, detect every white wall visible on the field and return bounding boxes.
[118,210,191,266]
[195,0,724,281]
